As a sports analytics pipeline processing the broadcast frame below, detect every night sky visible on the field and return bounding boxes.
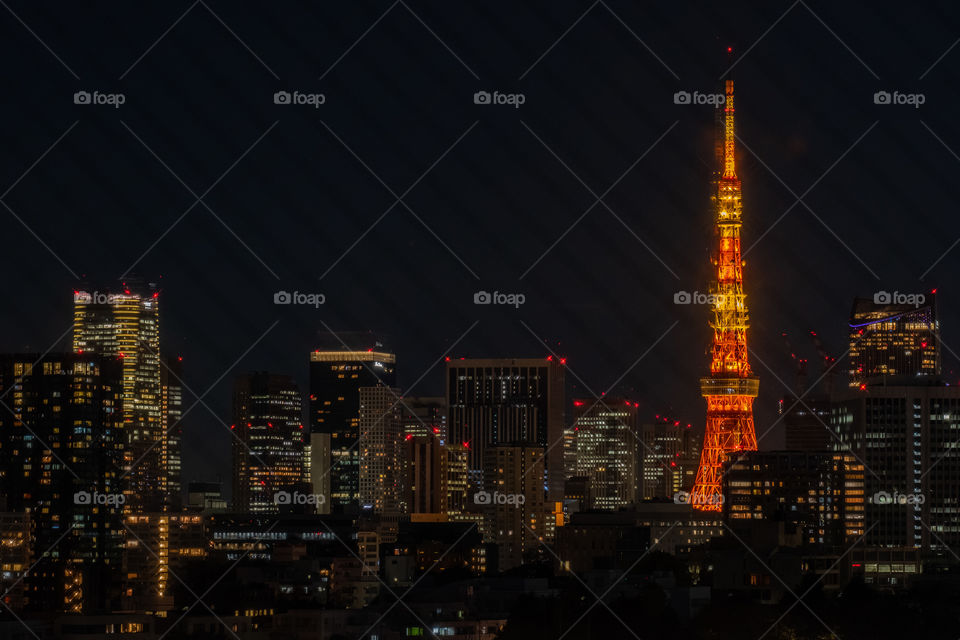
[1,1,958,493]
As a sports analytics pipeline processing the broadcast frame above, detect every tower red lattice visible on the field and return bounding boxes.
[690,79,759,511]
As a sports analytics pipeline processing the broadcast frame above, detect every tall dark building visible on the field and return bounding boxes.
[0,353,126,613]
[781,395,834,451]
[400,396,447,439]
[848,293,939,388]
[572,399,637,509]
[309,350,396,512]
[831,382,960,550]
[72,281,164,512]
[160,355,183,510]
[447,358,565,502]
[232,372,305,513]
[722,450,865,549]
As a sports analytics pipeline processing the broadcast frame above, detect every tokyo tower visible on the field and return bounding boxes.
[690,78,759,511]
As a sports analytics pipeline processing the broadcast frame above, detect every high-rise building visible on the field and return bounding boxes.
[358,385,405,520]
[406,434,443,515]
[0,353,126,613]
[848,294,939,388]
[447,358,565,502]
[831,383,960,550]
[160,355,183,510]
[400,396,446,439]
[722,450,865,548]
[572,399,637,510]
[781,395,834,451]
[691,80,759,511]
[405,431,470,520]
[232,373,305,513]
[481,445,548,572]
[637,418,690,500]
[309,350,397,512]
[73,282,164,512]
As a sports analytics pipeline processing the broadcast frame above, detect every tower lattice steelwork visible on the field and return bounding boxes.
[690,79,759,511]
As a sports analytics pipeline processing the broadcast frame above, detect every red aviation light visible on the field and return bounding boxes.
[546,356,553,361]
[573,400,584,407]
[445,357,451,361]
[560,358,566,364]
[462,441,470,448]
[405,434,414,441]
[432,427,440,434]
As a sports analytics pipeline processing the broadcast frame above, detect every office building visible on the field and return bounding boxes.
[73,282,165,513]
[572,399,637,509]
[481,444,548,571]
[0,353,126,613]
[309,349,397,511]
[723,450,865,548]
[831,382,960,550]
[232,373,305,513]
[848,293,939,388]
[160,355,183,510]
[447,357,565,502]
[358,385,405,519]
[401,396,446,439]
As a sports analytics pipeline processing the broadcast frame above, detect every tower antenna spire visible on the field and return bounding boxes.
[690,60,759,511]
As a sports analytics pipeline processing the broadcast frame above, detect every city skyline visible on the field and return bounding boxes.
[3,3,960,638]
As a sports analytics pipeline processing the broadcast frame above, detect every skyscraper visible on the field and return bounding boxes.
[481,444,548,572]
[848,293,939,388]
[0,353,126,613]
[309,349,397,512]
[572,399,637,510]
[723,450,865,548]
[691,79,759,511]
[832,383,960,550]
[447,357,565,502]
[637,418,688,500]
[160,355,183,510]
[73,282,164,512]
[358,385,405,517]
[232,372,305,513]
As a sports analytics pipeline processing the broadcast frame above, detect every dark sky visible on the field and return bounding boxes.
[1,1,958,489]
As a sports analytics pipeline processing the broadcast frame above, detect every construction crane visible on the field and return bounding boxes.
[781,332,808,395]
[809,331,837,395]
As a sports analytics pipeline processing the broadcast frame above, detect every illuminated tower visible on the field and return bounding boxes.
[690,79,759,511]
[73,281,164,513]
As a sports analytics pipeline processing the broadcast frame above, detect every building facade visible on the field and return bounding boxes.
[309,350,397,512]
[831,383,960,550]
[848,294,939,388]
[232,373,305,513]
[73,282,164,512]
[572,399,637,509]
[447,358,565,502]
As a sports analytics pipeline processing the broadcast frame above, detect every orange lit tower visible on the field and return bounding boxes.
[690,79,759,511]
